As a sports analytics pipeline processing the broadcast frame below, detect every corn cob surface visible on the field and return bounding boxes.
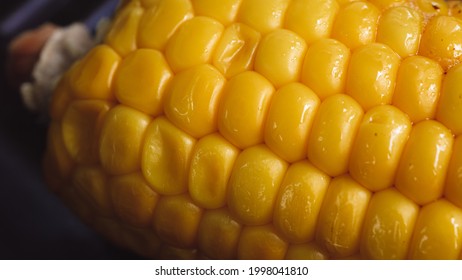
[44,0,462,260]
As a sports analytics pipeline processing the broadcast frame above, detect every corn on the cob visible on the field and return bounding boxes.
[43,0,462,260]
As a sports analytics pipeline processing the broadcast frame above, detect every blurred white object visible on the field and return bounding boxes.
[20,23,93,117]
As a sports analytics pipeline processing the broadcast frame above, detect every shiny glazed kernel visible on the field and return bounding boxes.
[254,29,307,88]
[212,23,261,78]
[360,188,419,259]
[301,38,350,100]
[392,55,443,122]
[264,82,319,162]
[331,1,380,49]
[284,0,339,44]
[44,0,462,259]
[315,175,371,258]
[307,94,363,177]
[273,161,330,243]
[346,43,400,110]
[349,105,411,192]
[114,48,172,116]
[376,6,422,57]
[395,120,453,205]
[227,145,288,225]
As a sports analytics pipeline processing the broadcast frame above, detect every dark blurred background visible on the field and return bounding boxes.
[0,0,140,259]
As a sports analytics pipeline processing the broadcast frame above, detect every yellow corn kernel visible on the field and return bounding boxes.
[104,0,144,56]
[237,0,290,34]
[165,16,224,73]
[316,175,372,258]
[396,120,454,205]
[331,1,380,49]
[416,0,448,17]
[189,134,239,209]
[137,0,193,50]
[158,245,198,260]
[368,0,404,9]
[69,45,120,101]
[264,83,319,162]
[254,29,307,88]
[61,100,112,164]
[119,226,161,258]
[218,71,274,149]
[349,105,412,192]
[445,135,462,208]
[284,0,339,44]
[227,145,288,225]
[346,43,401,110]
[164,64,226,138]
[237,225,288,259]
[436,63,462,135]
[212,23,261,78]
[392,55,443,123]
[44,121,74,189]
[301,38,350,100]
[197,208,242,259]
[285,242,329,260]
[376,6,422,57]
[153,194,203,249]
[109,172,158,228]
[50,74,72,121]
[360,188,419,260]
[419,15,462,71]
[307,94,364,177]
[72,165,112,217]
[142,117,196,195]
[449,0,462,19]
[191,0,243,26]
[408,199,462,259]
[114,49,172,116]
[273,161,330,243]
[335,0,355,6]
[99,105,151,175]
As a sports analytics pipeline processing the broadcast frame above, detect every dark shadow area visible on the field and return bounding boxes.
[0,0,141,260]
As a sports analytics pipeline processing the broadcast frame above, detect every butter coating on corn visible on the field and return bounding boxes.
[44,0,462,259]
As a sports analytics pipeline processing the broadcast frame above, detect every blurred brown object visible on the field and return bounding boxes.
[6,23,57,89]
